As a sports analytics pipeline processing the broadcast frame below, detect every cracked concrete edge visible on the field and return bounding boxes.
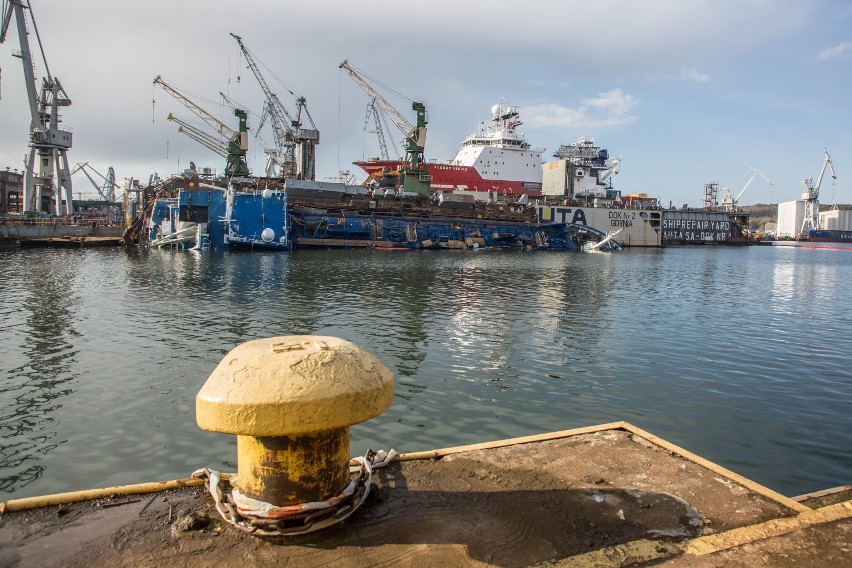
[399,421,811,514]
[618,423,812,513]
[0,475,231,514]
[792,484,852,502]
[1,423,630,514]
[551,499,852,567]
[684,500,852,555]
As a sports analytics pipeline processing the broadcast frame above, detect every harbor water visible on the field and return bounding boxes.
[1,245,850,500]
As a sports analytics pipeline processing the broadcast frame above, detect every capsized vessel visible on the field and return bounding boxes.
[142,176,620,252]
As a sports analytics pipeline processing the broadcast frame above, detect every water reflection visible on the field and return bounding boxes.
[378,254,431,378]
[0,246,849,499]
[0,251,79,493]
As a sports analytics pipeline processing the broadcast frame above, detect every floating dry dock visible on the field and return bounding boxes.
[18,236,123,248]
[1,422,849,567]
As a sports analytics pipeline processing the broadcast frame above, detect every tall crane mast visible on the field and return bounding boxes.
[1,0,73,214]
[153,75,249,177]
[230,33,319,180]
[70,162,120,203]
[800,149,837,235]
[721,167,772,212]
[255,100,282,177]
[339,60,429,195]
[365,97,391,161]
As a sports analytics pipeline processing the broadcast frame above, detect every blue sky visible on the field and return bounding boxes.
[1,0,850,207]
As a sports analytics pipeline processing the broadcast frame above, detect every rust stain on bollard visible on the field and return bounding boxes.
[238,430,349,505]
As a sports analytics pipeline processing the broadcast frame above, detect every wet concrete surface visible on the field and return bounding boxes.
[0,427,847,567]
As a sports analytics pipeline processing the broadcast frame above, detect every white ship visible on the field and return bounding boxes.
[354,101,662,246]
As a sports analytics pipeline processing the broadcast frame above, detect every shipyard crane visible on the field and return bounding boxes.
[339,59,429,195]
[799,149,836,235]
[1,0,73,214]
[254,100,281,177]
[364,97,396,161]
[70,162,120,203]
[230,33,319,180]
[167,114,229,158]
[153,75,249,177]
[720,167,772,212]
[220,92,278,177]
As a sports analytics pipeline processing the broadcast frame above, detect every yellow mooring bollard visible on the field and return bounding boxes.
[196,336,395,508]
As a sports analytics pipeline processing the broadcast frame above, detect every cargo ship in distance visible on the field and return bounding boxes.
[807,229,852,243]
[354,101,654,208]
[356,101,546,196]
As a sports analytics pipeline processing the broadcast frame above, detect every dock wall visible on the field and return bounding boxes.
[1,219,124,239]
[537,205,663,247]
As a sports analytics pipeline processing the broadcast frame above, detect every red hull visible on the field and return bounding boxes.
[354,160,542,196]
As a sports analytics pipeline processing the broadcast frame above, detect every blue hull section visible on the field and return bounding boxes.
[148,191,228,250]
[808,229,852,243]
[224,191,289,250]
[289,211,603,250]
[146,184,620,252]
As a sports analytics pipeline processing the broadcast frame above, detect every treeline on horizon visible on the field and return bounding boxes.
[742,203,851,231]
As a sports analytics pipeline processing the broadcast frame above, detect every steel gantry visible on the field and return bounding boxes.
[153,75,250,177]
[339,60,429,195]
[364,97,396,161]
[230,33,319,180]
[70,162,120,203]
[800,149,836,235]
[1,0,73,214]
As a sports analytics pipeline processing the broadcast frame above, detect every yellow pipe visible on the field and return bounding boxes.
[396,421,627,461]
[0,474,231,514]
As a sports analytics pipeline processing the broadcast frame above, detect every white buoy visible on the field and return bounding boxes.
[262,189,273,199]
[261,228,275,242]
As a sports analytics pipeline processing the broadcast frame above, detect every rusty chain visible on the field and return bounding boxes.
[192,448,396,537]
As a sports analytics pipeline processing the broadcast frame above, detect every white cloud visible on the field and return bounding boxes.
[0,0,827,182]
[682,68,712,83]
[524,90,638,129]
[817,42,852,60]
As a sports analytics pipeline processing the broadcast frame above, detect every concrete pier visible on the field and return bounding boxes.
[1,422,848,567]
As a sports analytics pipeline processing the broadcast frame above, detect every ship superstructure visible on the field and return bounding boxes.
[356,101,544,195]
[433,101,543,194]
[545,137,621,200]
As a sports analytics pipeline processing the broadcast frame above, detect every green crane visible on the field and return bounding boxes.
[339,60,430,195]
[153,75,250,178]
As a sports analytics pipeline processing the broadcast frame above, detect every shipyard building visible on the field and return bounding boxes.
[777,199,852,237]
[776,200,807,237]
[0,168,23,215]
[819,208,852,231]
